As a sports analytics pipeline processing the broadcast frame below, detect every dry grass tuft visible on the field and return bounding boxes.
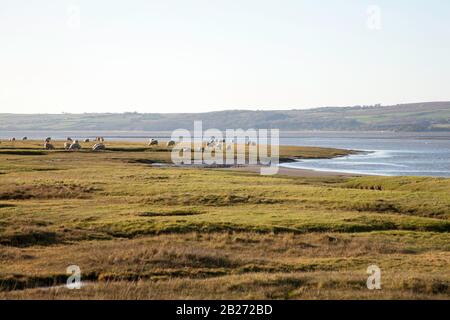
[0,183,97,200]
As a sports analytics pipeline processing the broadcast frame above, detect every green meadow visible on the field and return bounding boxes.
[0,140,449,299]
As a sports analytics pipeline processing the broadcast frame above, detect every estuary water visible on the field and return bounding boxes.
[279,132,450,177]
[1,130,449,177]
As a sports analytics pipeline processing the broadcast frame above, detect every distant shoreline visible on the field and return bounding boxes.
[1,130,450,141]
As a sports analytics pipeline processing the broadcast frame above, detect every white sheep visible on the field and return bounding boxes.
[92,143,106,151]
[44,142,54,150]
[69,140,81,150]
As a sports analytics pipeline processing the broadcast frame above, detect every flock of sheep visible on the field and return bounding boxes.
[39,137,105,151]
[5,136,257,152]
[3,136,105,151]
[149,137,256,152]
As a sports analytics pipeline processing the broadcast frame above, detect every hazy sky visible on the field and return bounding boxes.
[0,0,449,113]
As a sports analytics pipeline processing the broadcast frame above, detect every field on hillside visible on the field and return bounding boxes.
[1,102,450,132]
[0,140,449,299]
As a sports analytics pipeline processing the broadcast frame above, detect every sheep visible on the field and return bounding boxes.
[64,142,71,150]
[44,142,54,150]
[69,140,81,150]
[10,137,16,141]
[178,147,192,154]
[22,137,28,140]
[45,137,51,143]
[67,137,73,142]
[166,140,176,147]
[148,139,158,146]
[92,143,105,151]
[84,138,90,143]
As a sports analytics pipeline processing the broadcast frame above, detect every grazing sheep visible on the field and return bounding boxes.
[44,142,54,150]
[67,137,73,142]
[69,140,81,150]
[92,143,105,151]
[22,137,28,140]
[166,140,176,147]
[182,147,191,152]
[84,138,90,143]
[10,137,16,141]
[148,139,158,146]
[64,142,71,150]
[45,137,51,143]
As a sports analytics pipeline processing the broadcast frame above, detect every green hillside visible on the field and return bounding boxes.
[1,102,449,132]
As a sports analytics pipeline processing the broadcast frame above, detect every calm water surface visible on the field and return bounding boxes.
[279,134,450,177]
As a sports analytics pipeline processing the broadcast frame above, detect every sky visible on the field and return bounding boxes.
[0,0,449,114]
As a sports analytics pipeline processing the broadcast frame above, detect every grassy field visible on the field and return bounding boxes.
[0,140,449,299]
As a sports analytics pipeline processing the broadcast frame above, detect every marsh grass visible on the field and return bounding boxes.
[0,182,97,200]
[0,140,448,299]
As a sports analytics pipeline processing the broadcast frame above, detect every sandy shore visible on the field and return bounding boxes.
[152,163,359,177]
[223,165,358,177]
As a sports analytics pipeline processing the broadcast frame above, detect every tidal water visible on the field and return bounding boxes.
[1,130,449,177]
[279,132,450,177]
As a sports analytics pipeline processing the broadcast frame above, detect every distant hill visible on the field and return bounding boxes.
[1,102,449,132]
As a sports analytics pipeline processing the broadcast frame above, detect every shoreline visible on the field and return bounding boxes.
[222,165,359,177]
[151,163,361,177]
